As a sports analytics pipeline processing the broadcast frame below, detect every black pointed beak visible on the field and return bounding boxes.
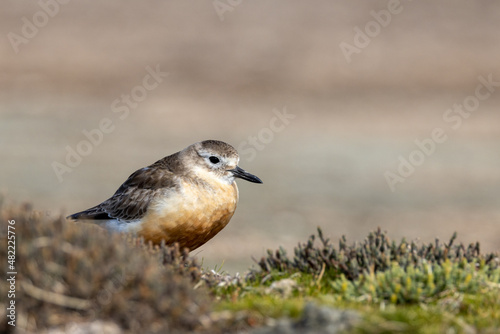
[230,166,263,184]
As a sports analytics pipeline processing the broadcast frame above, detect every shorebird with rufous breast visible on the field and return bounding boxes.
[67,140,262,251]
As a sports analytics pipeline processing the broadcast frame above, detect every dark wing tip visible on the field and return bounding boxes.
[66,209,113,221]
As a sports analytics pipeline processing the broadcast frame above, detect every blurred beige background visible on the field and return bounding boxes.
[1,1,499,273]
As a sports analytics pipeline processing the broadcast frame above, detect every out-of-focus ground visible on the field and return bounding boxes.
[1,1,499,273]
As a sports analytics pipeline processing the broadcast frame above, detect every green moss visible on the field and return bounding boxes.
[2,199,500,333]
[216,295,304,319]
[457,292,500,329]
[212,228,500,332]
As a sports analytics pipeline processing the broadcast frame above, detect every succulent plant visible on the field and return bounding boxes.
[255,227,499,281]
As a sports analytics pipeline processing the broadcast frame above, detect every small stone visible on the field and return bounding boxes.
[266,279,297,298]
[45,321,123,334]
[250,303,361,334]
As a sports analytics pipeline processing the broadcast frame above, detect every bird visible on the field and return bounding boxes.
[67,140,262,251]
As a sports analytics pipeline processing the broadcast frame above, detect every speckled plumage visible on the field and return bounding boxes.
[67,140,262,250]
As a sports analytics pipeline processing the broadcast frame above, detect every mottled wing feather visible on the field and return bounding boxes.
[68,161,179,222]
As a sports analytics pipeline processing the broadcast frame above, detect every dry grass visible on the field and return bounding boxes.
[0,200,212,333]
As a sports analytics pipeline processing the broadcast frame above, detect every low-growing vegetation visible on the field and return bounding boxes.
[1,199,499,333]
[0,201,211,334]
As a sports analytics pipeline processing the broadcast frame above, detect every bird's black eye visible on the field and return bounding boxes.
[209,156,220,164]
